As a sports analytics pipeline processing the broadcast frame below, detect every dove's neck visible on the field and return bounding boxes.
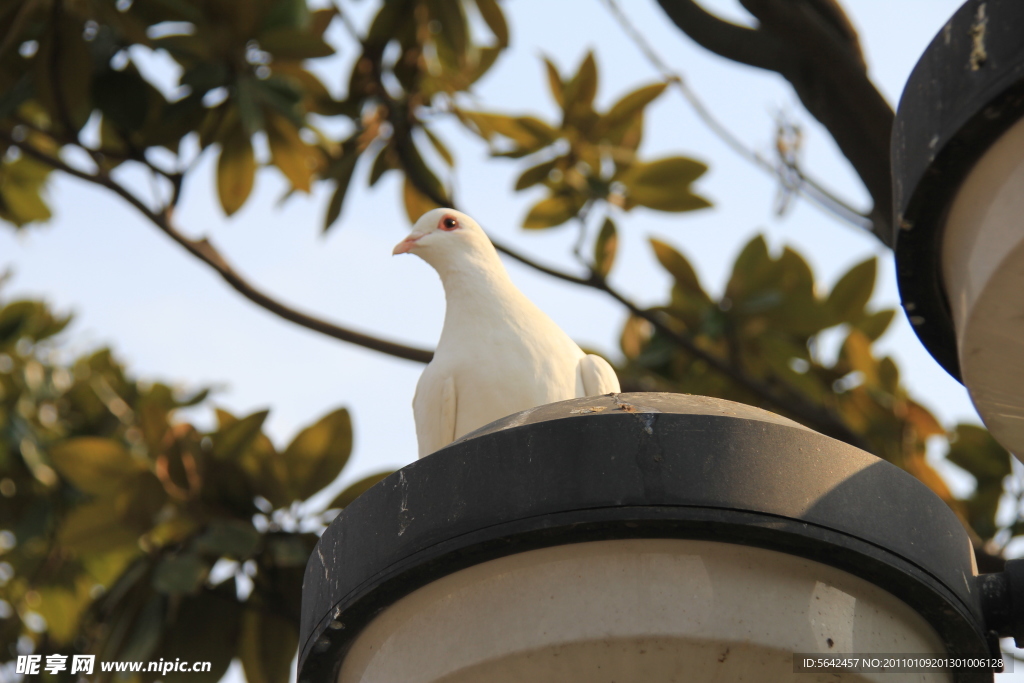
[435,249,528,332]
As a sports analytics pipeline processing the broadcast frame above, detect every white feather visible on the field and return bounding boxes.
[397,209,621,458]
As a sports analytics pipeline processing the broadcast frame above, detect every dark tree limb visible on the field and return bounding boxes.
[655,0,895,246]
[0,131,435,364]
[654,0,787,71]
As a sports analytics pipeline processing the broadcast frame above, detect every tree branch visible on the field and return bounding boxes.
[600,0,872,235]
[387,98,868,448]
[654,0,894,246]
[654,0,787,71]
[0,132,434,364]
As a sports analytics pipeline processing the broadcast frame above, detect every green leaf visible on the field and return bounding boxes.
[211,409,269,461]
[563,52,597,110]
[217,128,256,216]
[839,329,878,387]
[514,158,557,191]
[948,424,1012,483]
[369,144,395,187]
[602,83,666,134]
[0,158,53,227]
[49,438,142,495]
[0,74,32,121]
[948,424,1012,539]
[543,57,564,107]
[423,127,455,166]
[856,309,895,341]
[403,177,442,224]
[254,76,304,124]
[35,580,93,646]
[323,143,359,232]
[35,20,94,131]
[878,356,900,392]
[462,111,557,153]
[152,553,207,595]
[266,112,317,192]
[239,610,299,683]
[467,45,502,86]
[310,8,339,35]
[649,238,707,299]
[618,157,711,212]
[193,519,262,560]
[235,78,266,136]
[725,235,772,302]
[262,0,310,31]
[58,499,140,554]
[827,258,876,322]
[397,136,448,205]
[119,593,165,662]
[516,116,560,144]
[365,0,413,47]
[284,408,353,501]
[264,533,313,566]
[153,584,242,683]
[523,194,581,229]
[475,0,509,47]
[593,217,618,277]
[326,471,392,510]
[258,28,335,60]
[428,0,469,59]
[92,68,151,132]
[181,63,230,97]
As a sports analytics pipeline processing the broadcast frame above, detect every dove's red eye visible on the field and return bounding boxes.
[439,216,459,231]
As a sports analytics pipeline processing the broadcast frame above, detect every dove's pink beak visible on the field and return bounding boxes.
[393,232,425,255]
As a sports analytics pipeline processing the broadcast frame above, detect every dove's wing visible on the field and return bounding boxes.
[413,372,458,458]
[577,354,621,396]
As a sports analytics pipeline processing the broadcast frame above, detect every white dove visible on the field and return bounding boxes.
[394,208,621,458]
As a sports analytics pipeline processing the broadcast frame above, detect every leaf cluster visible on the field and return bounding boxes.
[0,292,387,683]
[619,236,1014,547]
[458,53,710,229]
[0,0,345,218]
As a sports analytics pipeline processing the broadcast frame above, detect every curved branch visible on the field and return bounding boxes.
[1,132,434,364]
[655,0,787,71]
[600,0,872,235]
[653,0,894,246]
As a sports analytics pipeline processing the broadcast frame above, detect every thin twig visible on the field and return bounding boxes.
[599,0,872,233]
[571,201,594,262]
[1,131,434,364]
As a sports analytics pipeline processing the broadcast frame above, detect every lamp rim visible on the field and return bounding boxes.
[297,394,990,683]
[892,0,1024,380]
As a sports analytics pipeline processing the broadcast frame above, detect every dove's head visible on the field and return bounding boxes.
[392,209,495,268]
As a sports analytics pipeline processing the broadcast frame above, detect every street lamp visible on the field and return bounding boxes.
[298,394,1006,683]
[892,0,1024,461]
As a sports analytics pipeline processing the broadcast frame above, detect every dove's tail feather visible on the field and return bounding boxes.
[577,354,621,397]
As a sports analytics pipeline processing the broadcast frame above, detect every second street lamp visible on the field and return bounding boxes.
[892,0,1024,461]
